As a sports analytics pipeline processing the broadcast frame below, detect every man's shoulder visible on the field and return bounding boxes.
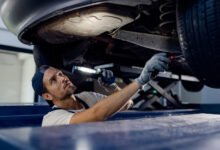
[75,91,107,105]
[76,91,106,98]
[42,109,74,127]
[76,91,98,96]
[44,109,72,116]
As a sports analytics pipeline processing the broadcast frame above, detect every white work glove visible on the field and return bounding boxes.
[135,53,170,86]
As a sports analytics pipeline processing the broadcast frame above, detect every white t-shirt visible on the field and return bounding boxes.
[42,91,106,127]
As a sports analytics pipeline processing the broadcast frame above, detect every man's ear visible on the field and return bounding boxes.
[42,93,53,101]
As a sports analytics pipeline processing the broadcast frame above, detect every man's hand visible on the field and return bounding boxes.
[135,53,170,86]
[98,69,115,85]
[98,69,117,92]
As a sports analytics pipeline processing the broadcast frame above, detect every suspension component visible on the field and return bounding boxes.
[159,0,176,34]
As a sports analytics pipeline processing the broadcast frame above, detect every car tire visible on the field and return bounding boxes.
[177,0,220,88]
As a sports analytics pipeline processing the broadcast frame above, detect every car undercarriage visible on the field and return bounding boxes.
[1,0,220,89]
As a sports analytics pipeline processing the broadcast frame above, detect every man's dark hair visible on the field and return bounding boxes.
[32,65,54,107]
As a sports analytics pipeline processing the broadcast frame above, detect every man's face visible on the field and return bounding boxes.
[43,67,77,100]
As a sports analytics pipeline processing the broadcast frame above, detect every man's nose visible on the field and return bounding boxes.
[61,76,68,84]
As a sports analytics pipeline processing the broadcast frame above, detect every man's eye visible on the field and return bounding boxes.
[58,72,63,76]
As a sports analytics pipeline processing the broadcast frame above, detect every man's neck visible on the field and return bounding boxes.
[53,95,84,110]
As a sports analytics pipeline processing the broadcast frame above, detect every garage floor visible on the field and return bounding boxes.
[1,112,220,150]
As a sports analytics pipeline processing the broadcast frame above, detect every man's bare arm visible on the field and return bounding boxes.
[113,85,133,111]
[69,81,140,124]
